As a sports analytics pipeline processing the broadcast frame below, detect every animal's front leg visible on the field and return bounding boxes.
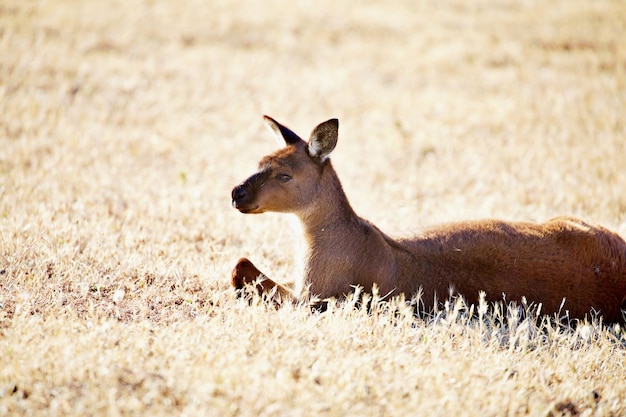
[231,258,294,303]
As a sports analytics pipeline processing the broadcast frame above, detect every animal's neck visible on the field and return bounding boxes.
[296,161,358,241]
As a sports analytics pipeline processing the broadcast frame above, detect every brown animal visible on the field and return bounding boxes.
[231,116,626,321]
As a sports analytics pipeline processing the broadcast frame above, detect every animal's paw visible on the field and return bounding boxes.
[231,258,263,289]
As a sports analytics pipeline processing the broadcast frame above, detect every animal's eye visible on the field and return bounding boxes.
[276,173,292,183]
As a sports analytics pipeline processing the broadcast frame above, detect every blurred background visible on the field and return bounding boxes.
[2,0,626,288]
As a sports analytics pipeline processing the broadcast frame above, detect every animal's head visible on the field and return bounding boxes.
[231,116,339,214]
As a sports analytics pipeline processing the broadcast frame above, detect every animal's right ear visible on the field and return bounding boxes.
[263,115,303,146]
[308,118,338,161]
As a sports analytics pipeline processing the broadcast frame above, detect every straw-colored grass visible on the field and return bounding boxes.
[1,0,626,415]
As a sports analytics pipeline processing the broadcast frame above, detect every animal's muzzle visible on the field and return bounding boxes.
[231,184,248,208]
[232,170,267,213]
[231,184,249,209]
[231,181,261,213]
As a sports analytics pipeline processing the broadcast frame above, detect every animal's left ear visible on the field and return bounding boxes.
[263,115,303,146]
[308,118,339,161]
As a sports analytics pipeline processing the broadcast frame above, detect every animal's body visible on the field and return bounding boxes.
[231,116,626,321]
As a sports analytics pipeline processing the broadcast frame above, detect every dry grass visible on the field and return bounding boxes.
[1,0,626,415]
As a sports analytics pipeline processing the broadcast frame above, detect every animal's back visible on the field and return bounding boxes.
[397,216,626,321]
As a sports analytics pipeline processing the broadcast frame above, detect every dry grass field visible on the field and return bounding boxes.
[2,0,626,415]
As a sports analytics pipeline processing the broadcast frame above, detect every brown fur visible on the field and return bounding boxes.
[231,116,626,321]
[231,257,292,302]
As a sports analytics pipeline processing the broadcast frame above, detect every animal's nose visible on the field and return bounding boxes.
[231,185,248,206]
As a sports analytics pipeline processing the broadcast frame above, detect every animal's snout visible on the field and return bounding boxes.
[232,171,267,213]
[232,182,260,213]
[231,184,248,207]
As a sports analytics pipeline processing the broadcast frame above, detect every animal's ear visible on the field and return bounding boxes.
[308,118,338,161]
[263,115,303,146]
